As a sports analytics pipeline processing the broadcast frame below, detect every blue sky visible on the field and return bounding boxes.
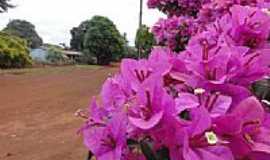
[0,0,164,46]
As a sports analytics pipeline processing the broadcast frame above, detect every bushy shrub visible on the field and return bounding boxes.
[0,32,32,68]
[45,47,69,65]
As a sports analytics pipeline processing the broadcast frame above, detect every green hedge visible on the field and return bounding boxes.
[0,32,32,68]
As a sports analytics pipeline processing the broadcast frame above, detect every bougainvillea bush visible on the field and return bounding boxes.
[78,0,270,159]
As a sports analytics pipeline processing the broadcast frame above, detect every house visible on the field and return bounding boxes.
[61,50,82,61]
[30,47,49,62]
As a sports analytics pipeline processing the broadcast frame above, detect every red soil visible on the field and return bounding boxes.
[0,65,118,160]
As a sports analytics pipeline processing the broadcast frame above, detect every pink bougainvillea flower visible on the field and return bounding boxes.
[82,112,128,160]
[152,16,198,51]
[120,58,151,92]
[181,133,234,160]
[213,97,270,159]
[227,5,270,50]
[176,91,232,118]
[100,75,128,111]
[206,83,252,109]
[128,74,174,130]
[184,39,270,87]
[147,47,174,74]
[174,106,233,160]
[227,48,270,86]
[182,35,232,85]
[120,48,172,93]
[170,113,234,160]
[197,0,270,25]
[86,97,110,124]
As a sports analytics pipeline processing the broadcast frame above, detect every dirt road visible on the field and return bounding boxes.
[0,65,118,160]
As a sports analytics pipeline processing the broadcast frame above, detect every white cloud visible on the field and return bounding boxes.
[0,0,164,46]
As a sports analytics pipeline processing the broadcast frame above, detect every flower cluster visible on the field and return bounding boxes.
[152,16,198,52]
[147,0,209,17]
[184,5,270,87]
[79,6,270,160]
[148,0,270,18]
[197,0,270,24]
[148,0,270,52]
[78,0,270,158]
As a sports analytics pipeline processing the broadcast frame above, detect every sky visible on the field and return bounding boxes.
[0,0,164,46]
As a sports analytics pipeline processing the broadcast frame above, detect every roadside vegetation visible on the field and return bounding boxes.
[0,0,155,68]
[0,32,32,68]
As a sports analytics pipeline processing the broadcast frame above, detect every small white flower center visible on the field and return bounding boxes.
[262,8,270,16]
[205,131,218,145]
[194,88,206,95]
[262,99,270,106]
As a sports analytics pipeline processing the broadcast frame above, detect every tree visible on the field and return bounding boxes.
[135,24,155,58]
[83,16,125,65]
[70,20,90,51]
[46,47,69,65]
[3,19,43,49]
[0,0,14,13]
[0,32,32,68]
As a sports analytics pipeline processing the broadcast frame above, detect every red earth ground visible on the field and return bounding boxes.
[0,65,118,160]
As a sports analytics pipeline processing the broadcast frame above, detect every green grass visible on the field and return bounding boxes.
[0,65,103,76]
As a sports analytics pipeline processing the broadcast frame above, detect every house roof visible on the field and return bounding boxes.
[61,50,82,56]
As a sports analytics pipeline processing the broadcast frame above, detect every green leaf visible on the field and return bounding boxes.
[140,141,157,160]
[156,147,170,160]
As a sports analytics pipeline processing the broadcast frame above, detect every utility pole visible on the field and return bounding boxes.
[139,0,143,28]
[138,0,143,59]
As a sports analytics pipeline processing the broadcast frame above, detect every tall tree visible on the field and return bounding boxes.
[84,16,125,65]
[70,20,90,51]
[0,0,14,13]
[135,24,155,58]
[3,19,43,49]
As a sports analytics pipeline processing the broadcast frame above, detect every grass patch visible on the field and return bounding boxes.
[0,65,103,76]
